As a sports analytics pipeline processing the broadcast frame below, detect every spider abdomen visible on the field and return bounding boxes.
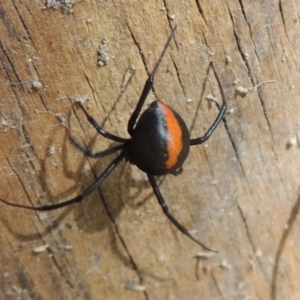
[127,101,190,175]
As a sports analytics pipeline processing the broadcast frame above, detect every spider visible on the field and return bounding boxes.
[0,26,227,252]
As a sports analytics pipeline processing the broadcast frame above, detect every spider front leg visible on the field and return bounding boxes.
[147,174,217,252]
[190,62,227,146]
[127,26,177,135]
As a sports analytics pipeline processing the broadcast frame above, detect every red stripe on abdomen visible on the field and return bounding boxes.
[157,101,183,169]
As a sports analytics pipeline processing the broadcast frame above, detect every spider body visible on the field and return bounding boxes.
[0,26,227,252]
[127,100,190,175]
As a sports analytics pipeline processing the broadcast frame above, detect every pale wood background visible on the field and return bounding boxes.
[0,1,300,300]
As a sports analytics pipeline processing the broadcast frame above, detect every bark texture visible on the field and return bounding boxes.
[0,1,300,299]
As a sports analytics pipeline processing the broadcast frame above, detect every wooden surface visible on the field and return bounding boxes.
[0,1,300,299]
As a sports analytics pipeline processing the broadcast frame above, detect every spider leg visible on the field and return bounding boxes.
[190,62,227,146]
[127,26,177,136]
[147,174,217,252]
[0,152,125,211]
[77,102,129,143]
[69,135,125,158]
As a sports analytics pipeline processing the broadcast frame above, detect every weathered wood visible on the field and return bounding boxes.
[0,1,300,299]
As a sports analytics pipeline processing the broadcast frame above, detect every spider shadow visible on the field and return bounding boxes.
[1,127,131,243]
[38,126,129,234]
[3,117,157,268]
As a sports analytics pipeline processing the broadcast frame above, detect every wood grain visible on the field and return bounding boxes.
[0,1,300,299]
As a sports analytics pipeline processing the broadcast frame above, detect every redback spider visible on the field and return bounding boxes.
[0,26,227,252]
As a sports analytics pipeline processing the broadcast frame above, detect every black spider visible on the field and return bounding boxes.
[0,26,227,251]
